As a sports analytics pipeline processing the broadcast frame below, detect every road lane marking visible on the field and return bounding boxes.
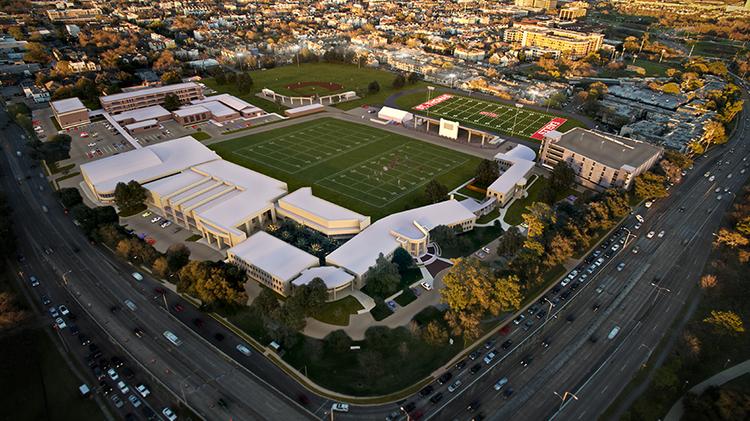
[600,385,609,395]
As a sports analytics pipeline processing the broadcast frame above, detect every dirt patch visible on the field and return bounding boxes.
[285,81,344,94]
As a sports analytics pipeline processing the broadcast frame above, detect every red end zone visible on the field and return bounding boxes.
[414,94,453,111]
[531,117,567,140]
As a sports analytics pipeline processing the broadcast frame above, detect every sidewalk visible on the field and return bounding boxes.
[664,359,750,421]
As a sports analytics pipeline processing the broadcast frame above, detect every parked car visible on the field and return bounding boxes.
[331,403,349,412]
[136,384,151,398]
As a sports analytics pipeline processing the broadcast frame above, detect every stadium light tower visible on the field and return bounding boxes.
[448,73,456,89]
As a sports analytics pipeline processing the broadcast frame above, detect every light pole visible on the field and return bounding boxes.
[544,297,555,322]
[553,391,579,411]
[650,282,671,304]
[62,269,72,285]
[448,73,456,89]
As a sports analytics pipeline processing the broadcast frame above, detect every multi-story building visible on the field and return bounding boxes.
[46,8,102,22]
[538,127,663,191]
[559,6,587,20]
[454,47,486,62]
[504,24,604,59]
[99,82,204,113]
[515,0,558,10]
[50,98,90,129]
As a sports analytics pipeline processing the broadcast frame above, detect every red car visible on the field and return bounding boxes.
[154,287,166,295]
[173,304,184,312]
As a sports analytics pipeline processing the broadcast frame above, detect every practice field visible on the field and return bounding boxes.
[211,118,481,219]
[398,90,583,140]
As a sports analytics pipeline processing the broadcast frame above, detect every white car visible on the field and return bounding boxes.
[236,344,252,356]
[448,379,462,392]
[709,175,716,181]
[150,216,162,223]
[635,214,644,223]
[107,368,119,381]
[616,262,625,271]
[331,403,350,412]
[610,244,620,252]
[704,172,711,177]
[420,281,433,291]
[58,305,69,316]
[55,318,66,329]
[646,231,655,239]
[657,230,665,238]
[634,222,642,230]
[644,201,653,208]
[136,384,150,398]
[162,407,178,421]
[560,278,570,287]
[715,187,722,193]
[493,377,509,391]
[117,381,129,394]
[128,395,142,408]
[482,247,490,254]
[142,211,152,217]
[160,220,172,228]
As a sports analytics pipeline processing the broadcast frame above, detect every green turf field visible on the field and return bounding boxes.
[210,118,481,219]
[204,63,428,111]
[397,90,583,139]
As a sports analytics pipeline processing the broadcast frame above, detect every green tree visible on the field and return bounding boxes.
[253,288,281,315]
[59,188,83,209]
[163,93,181,111]
[407,72,419,84]
[474,159,499,188]
[391,247,413,274]
[364,253,400,298]
[633,172,667,200]
[324,330,352,352]
[550,162,576,194]
[424,179,448,204]
[367,80,380,94]
[422,321,448,346]
[113,181,147,214]
[166,243,191,273]
[236,72,253,94]
[304,278,328,314]
[496,226,524,257]
[24,42,50,64]
[703,310,745,335]
[392,74,405,89]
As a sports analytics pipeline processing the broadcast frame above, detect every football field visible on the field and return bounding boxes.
[414,94,576,139]
[211,118,480,218]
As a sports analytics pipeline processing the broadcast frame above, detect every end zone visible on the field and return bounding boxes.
[531,117,567,140]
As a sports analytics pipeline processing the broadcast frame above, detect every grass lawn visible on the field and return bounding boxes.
[0,327,104,420]
[394,89,584,140]
[211,118,480,219]
[55,171,80,183]
[203,63,429,112]
[311,296,364,326]
[282,307,462,396]
[191,131,211,141]
[457,186,486,200]
[629,59,676,77]
[394,288,417,307]
[504,176,547,226]
[440,225,503,258]
[47,161,75,175]
[361,267,422,300]
[476,208,500,224]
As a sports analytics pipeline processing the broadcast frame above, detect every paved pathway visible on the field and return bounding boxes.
[664,359,750,421]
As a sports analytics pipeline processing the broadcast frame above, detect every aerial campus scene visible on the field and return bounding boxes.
[1,1,750,421]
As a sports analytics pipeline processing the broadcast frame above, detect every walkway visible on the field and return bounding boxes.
[664,359,750,421]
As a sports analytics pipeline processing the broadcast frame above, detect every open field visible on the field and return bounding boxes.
[396,90,583,139]
[211,118,481,219]
[204,63,428,111]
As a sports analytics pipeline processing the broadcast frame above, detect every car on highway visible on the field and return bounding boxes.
[501,340,513,350]
[236,344,252,356]
[448,379,462,392]
[592,303,601,312]
[635,214,644,223]
[513,314,525,325]
[128,394,142,408]
[541,338,551,348]
[162,407,178,421]
[632,246,640,254]
[133,327,144,338]
[111,394,124,408]
[658,230,665,238]
[727,173,733,179]
[483,350,498,364]
[704,171,711,177]
[107,368,119,381]
[437,372,453,384]
[55,318,66,329]
[647,231,655,239]
[136,384,150,398]
[520,356,533,367]
[617,262,626,271]
[163,330,182,346]
[420,281,433,291]
[634,222,642,230]
[709,175,716,181]
[470,364,482,374]
[172,303,184,312]
[494,377,509,391]
[419,385,434,397]
[717,194,723,200]
[467,401,480,412]
[608,326,621,339]
[430,393,444,404]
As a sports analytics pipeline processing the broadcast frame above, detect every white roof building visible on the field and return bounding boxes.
[276,187,370,237]
[80,136,220,201]
[227,231,319,296]
[291,266,355,298]
[112,105,171,123]
[191,93,263,116]
[326,200,477,280]
[486,144,536,207]
[50,97,87,114]
[378,106,413,124]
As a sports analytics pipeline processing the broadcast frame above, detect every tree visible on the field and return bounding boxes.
[24,42,50,64]
[166,243,191,273]
[704,120,727,145]
[544,234,574,268]
[407,72,419,84]
[236,72,253,95]
[664,150,693,170]
[253,288,280,315]
[424,179,448,204]
[713,228,749,248]
[180,261,248,307]
[0,292,28,329]
[392,74,406,89]
[700,274,717,289]
[161,71,182,85]
[304,278,328,314]
[153,50,176,72]
[364,254,401,297]
[550,162,576,194]
[163,93,181,111]
[367,80,380,94]
[59,188,83,209]
[683,386,750,421]
[703,310,745,335]
[633,172,668,200]
[441,258,522,341]
[497,226,524,257]
[152,256,169,279]
[522,202,555,255]
[324,330,352,352]
[430,225,468,252]
[391,247,413,274]
[474,159,499,188]
[113,181,147,214]
[422,321,448,346]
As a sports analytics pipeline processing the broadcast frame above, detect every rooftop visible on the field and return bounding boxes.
[291,266,354,290]
[228,231,319,282]
[278,187,368,222]
[550,127,663,169]
[50,97,87,114]
[100,82,200,103]
[112,105,171,123]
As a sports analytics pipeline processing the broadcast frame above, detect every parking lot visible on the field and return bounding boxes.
[121,211,223,262]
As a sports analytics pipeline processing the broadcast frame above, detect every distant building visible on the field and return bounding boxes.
[454,47,486,62]
[46,8,101,22]
[23,86,50,103]
[515,0,558,10]
[504,24,604,59]
[50,98,89,129]
[99,82,204,113]
[538,127,663,191]
[559,6,587,20]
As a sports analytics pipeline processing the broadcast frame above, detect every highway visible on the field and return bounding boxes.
[408,83,750,421]
[0,109,320,421]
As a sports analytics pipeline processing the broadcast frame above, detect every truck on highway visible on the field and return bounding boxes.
[41,205,48,213]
